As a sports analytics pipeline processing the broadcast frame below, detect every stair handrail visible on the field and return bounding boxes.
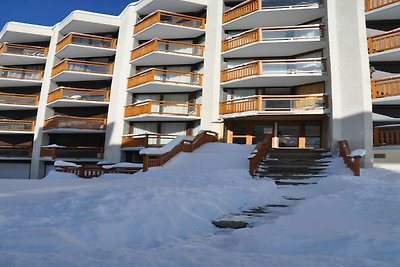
[338,140,363,176]
[248,134,273,176]
[142,131,218,171]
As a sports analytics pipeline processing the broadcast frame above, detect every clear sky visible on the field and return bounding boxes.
[0,0,138,29]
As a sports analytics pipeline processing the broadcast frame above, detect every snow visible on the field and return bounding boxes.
[139,135,194,155]
[54,161,81,168]
[0,143,399,267]
[350,149,367,157]
[102,162,143,169]
[42,144,66,148]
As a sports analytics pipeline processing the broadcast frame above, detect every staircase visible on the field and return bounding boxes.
[255,148,331,186]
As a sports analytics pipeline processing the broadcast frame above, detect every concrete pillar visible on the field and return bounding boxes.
[30,27,59,179]
[103,6,138,163]
[200,0,224,135]
[327,0,373,167]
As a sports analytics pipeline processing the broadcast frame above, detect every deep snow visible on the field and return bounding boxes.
[0,143,399,267]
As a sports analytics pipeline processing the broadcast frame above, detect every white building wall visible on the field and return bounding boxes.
[327,0,374,167]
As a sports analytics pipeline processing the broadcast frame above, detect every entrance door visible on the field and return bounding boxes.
[278,124,301,148]
[253,124,274,144]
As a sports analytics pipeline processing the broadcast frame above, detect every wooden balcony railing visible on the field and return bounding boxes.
[131,39,204,61]
[56,32,117,52]
[52,59,114,77]
[223,0,321,23]
[222,24,324,52]
[121,134,177,148]
[40,147,104,160]
[55,165,140,179]
[221,58,326,83]
[374,126,400,147]
[220,95,327,115]
[127,69,202,88]
[44,116,107,131]
[143,131,218,171]
[0,67,43,81]
[0,92,39,106]
[0,43,48,57]
[134,11,206,34]
[0,146,32,158]
[0,120,35,132]
[47,87,110,103]
[125,100,201,118]
[366,0,400,11]
[371,76,400,99]
[368,28,400,54]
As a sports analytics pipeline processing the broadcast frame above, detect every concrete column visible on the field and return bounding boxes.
[103,6,138,163]
[200,0,224,134]
[326,0,373,167]
[30,27,59,179]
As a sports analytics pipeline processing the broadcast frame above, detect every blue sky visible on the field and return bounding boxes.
[0,0,138,29]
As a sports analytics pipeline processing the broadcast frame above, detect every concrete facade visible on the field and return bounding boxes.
[0,0,374,178]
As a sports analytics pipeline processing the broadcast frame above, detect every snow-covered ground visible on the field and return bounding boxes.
[0,143,399,267]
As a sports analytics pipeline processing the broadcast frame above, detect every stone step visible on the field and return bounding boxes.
[260,160,330,167]
[259,165,328,170]
[275,181,318,186]
[258,174,327,179]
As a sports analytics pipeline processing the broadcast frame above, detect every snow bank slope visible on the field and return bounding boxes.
[0,143,281,267]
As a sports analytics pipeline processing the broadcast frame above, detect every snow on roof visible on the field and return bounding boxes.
[54,161,81,168]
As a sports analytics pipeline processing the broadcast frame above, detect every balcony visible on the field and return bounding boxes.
[0,43,48,65]
[0,92,39,110]
[368,29,400,62]
[221,58,326,88]
[374,126,400,147]
[366,0,400,20]
[133,11,206,40]
[0,120,35,134]
[40,146,104,161]
[43,116,107,133]
[124,100,201,121]
[220,94,328,117]
[121,134,177,150]
[222,25,325,58]
[56,33,117,59]
[371,76,400,104]
[47,87,110,107]
[127,69,202,93]
[223,0,325,30]
[0,146,32,160]
[131,39,204,66]
[0,67,43,87]
[51,59,113,82]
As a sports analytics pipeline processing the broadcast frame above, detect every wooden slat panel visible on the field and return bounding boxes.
[366,0,400,11]
[368,28,400,54]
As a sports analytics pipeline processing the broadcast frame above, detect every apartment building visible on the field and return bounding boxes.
[0,0,372,179]
[366,0,400,171]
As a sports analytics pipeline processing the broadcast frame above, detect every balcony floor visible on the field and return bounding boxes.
[0,130,34,135]
[220,109,328,119]
[223,39,325,58]
[0,156,31,161]
[0,104,37,110]
[373,95,400,105]
[369,48,400,62]
[133,23,205,40]
[43,129,106,134]
[125,114,200,122]
[128,82,202,94]
[130,52,203,66]
[221,74,327,88]
[56,44,116,59]
[51,71,113,82]
[40,157,101,162]
[47,99,109,108]
[0,53,47,66]
[0,78,42,88]
[366,2,400,21]
[223,6,326,30]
